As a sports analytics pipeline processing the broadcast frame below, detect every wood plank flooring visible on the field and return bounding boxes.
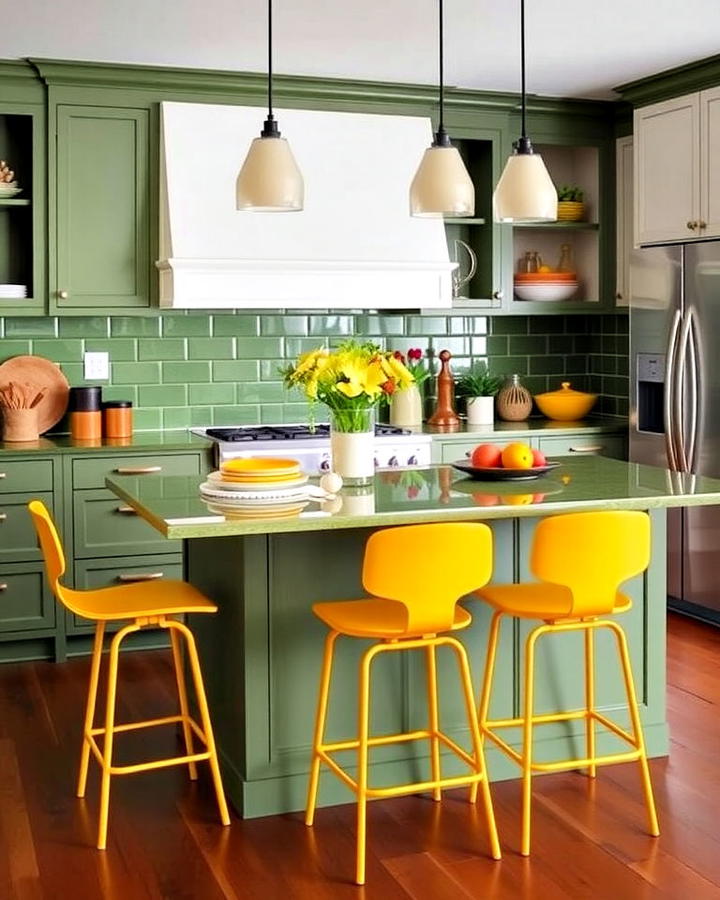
[0,612,718,899]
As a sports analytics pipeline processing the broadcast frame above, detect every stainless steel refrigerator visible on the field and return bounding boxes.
[630,241,720,624]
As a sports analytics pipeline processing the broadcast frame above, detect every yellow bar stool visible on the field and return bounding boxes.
[473,510,659,856]
[305,522,501,885]
[28,500,230,849]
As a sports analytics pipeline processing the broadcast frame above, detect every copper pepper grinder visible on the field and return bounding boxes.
[427,350,460,427]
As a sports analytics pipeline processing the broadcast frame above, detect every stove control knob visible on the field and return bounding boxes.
[407,454,418,466]
[319,456,331,472]
[388,456,399,467]
[374,457,380,468]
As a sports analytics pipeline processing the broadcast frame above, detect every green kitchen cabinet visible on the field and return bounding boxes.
[51,105,150,313]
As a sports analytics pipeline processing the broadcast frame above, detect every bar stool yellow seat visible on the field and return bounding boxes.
[28,500,230,849]
[473,510,659,856]
[305,522,501,885]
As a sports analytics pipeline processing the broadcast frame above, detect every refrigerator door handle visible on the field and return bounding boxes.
[675,309,694,472]
[686,306,700,473]
[664,308,682,471]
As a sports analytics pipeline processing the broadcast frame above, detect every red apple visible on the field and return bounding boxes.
[473,492,499,507]
[471,443,503,468]
[531,448,547,467]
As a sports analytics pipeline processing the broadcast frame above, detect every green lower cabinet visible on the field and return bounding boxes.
[0,492,54,563]
[537,433,627,460]
[73,488,182,557]
[0,562,55,634]
[68,554,183,636]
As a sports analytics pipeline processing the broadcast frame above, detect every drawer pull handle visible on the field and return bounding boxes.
[114,466,162,475]
[0,513,7,522]
[116,572,164,583]
[0,583,6,591]
[0,473,5,479]
[116,505,138,515]
[568,445,604,453]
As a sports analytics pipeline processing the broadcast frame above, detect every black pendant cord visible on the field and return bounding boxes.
[434,0,450,147]
[261,0,281,137]
[516,0,532,154]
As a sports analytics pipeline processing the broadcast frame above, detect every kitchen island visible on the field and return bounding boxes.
[106,458,720,818]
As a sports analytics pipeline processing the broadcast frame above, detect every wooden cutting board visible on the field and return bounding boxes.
[0,355,70,434]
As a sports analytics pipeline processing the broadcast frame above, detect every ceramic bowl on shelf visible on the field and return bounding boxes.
[514,271,577,282]
[534,381,597,421]
[513,282,579,302]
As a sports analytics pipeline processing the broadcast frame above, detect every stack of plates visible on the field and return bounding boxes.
[0,183,22,198]
[0,284,27,299]
[199,457,310,518]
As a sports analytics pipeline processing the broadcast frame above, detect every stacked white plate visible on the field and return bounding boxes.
[0,284,27,299]
[199,458,313,518]
[0,183,22,198]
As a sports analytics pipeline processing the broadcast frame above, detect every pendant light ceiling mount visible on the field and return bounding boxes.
[493,0,557,224]
[410,0,474,219]
[236,0,304,212]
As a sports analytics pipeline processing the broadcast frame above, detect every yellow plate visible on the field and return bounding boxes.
[220,471,304,484]
[220,457,301,477]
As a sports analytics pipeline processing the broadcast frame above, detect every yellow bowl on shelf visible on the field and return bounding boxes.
[534,381,597,421]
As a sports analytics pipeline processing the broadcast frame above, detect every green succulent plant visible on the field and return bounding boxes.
[456,363,502,398]
[557,184,584,202]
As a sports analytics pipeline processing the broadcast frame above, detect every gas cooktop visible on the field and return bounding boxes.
[202,424,411,443]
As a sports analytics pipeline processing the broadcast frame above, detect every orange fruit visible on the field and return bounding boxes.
[505,493,534,505]
[538,264,552,273]
[501,442,534,469]
[471,443,502,468]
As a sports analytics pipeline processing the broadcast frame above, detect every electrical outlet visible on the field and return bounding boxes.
[84,351,109,381]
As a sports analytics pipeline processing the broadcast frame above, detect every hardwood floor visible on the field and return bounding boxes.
[0,612,718,899]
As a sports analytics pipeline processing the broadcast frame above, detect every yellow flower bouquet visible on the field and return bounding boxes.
[282,340,415,432]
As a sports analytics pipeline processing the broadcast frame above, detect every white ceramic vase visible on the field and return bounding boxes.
[466,395,495,426]
[389,384,423,428]
[329,408,375,485]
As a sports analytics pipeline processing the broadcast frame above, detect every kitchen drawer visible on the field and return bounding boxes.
[0,492,54,563]
[74,488,181,558]
[0,563,55,633]
[72,452,202,490]
[439,441,483,464]
[538,434,627,460]
[0,459,53,494]
[69,555,183,634]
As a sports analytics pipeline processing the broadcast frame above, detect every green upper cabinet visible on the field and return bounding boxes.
[51,105,150,312]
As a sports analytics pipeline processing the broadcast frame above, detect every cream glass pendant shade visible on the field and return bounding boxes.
[410,0,474,218]
[410,141,475,217]
[493,146,557,222]
[236,0,304,212]
[236,133,303,212]
[493,0,557,223]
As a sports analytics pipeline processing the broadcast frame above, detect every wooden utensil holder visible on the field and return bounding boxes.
[2,407,39,442]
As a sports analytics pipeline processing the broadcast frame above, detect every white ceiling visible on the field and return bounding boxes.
[2,0,720,100]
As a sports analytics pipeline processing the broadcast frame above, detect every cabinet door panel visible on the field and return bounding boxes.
[0,564,55,633]
[55,106,149,309]
[0,492,54,563]
[700,87,720,239]
[635,94,699,245]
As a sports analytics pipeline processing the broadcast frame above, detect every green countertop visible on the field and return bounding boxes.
[0,430,212,455]
[105,457,720,540]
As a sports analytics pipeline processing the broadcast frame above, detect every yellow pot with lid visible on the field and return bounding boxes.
[534,381,597,421]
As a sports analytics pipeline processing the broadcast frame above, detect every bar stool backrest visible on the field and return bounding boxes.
[29,500,87,618]
[362,522,493,634]
[530,510,651,618]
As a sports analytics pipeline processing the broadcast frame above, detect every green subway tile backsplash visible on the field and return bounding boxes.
[0,313,628,431]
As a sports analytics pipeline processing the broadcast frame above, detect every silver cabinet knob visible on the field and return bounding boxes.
[58,290,69,299]
[493,290,503,300]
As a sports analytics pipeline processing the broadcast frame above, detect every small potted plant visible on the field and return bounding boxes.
[456,363,502,426]
[556,185,585,222]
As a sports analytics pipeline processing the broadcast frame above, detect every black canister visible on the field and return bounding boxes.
[69,386,102,441]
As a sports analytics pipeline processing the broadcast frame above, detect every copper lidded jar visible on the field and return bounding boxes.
[103,400,133,439]
[69,386,102,441]
[496,374,533,422]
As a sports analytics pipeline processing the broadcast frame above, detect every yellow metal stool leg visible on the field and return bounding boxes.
[425,644,442,803]
[77,621,105,798]
[98,622,138,850]
[305,631,339,826]
[473,611,502,804]
[450,639,501,860]
[171,620,230,827]
[584,627,597,778]
[169,625,198,782]
[356,644,379,886]
[607,621,660,837]
[521,626,544,857]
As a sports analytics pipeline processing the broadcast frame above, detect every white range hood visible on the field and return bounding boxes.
[158,101,455,310]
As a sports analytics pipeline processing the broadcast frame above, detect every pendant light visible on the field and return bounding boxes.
[236,0,304,211]
[410,0,474,218]
[493,0,557,223]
